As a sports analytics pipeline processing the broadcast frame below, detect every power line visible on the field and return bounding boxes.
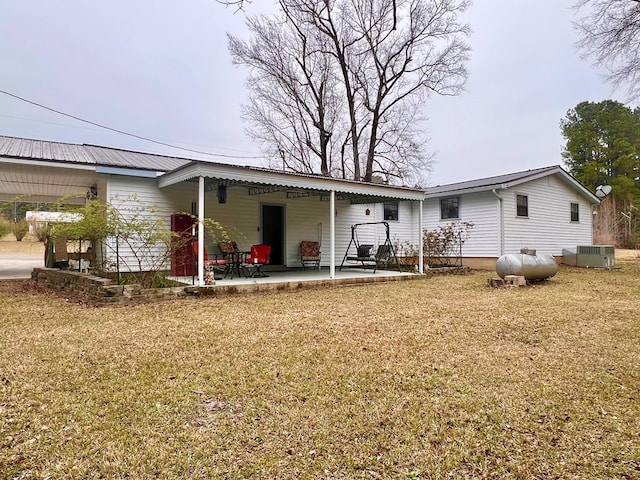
[0,88,262,160]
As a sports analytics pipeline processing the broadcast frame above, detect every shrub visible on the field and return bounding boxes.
[423,221,474,267]
[35,225,49,242]
[11,220,29,241]
[0,216,11,238]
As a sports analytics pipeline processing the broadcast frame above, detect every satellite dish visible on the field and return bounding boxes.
[595,185,612,198]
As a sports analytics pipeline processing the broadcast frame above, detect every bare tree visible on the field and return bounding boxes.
[575,0,640,101]
[229,13,339,175]
[229,0,470,185]
[216,0,250,12]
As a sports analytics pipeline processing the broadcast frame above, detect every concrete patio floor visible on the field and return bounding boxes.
[171,266,421,294]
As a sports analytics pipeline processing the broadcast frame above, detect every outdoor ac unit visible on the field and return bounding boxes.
[563,245,615,268]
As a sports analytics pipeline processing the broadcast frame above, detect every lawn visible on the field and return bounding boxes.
[1,253,639,479]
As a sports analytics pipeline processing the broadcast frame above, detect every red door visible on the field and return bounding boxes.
[170,213,194,276]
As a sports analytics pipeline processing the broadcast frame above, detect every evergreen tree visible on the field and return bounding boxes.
[561,100,640,245]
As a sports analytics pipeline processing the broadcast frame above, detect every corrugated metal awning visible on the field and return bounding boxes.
[159,162,425,202]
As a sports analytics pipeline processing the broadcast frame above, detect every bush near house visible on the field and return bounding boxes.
[51,198,230,288]
[423,221,474,267]
[10,219,29,241]
[0,215,11,238]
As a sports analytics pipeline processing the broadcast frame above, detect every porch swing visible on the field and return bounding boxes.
[339,221,400,273]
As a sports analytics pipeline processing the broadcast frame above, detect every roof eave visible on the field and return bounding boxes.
[424,167,600,204]
[158,162,425,201]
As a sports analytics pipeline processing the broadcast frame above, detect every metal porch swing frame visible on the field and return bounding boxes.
[339,221,400,273]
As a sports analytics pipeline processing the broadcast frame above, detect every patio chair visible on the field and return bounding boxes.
[300,241,321,270]
[244,244,271,278]
[194,242,228,280]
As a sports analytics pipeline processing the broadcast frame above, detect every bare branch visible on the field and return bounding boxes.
[575,0,640,101]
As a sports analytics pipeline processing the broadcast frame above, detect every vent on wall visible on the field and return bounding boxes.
[562,245,615,268]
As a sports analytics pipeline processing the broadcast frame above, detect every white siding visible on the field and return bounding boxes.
[336,201,420,264]
[205,188,335,267]
[501,175,593,255]
[422,175,595,258]
[105,175,191,272]
[102,176,434,271]
[203,188,421,267]
[423,192,500,257]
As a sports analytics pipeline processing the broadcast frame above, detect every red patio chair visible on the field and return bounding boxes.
[244,244,271,278]
[194,241,228,279]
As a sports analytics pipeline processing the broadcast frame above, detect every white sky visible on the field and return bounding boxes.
[0,0,629,186]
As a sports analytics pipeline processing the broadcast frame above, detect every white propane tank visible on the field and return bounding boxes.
[496,248,558,281]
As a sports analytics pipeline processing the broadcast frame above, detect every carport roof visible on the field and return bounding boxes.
[0,135,190,172]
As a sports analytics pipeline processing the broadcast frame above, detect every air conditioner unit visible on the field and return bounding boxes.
[562,245,615,268]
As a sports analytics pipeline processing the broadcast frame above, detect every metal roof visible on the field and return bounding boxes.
[424,165,600,204]
[159,162,426,201]
[0,135,190,171]
[424,166,560,196]
[0,135,425,200]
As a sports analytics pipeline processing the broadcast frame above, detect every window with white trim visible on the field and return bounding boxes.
[383,202,399,221]
[440,196,460,219]
[570,202,579,222]
[516,194,528,217]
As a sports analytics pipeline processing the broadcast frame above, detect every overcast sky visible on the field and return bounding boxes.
[0,0,631,186]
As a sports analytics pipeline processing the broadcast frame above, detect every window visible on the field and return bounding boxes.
[571,202,579,222]
[383,202,399,221]
[516,194,528,217]
[440,196,460,219]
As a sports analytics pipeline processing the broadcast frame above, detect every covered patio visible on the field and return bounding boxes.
[158,161,427,287]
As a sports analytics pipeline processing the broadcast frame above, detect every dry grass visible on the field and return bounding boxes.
[0,238,44,255]
[1,256,639,478]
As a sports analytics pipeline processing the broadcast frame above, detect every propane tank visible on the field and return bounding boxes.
[496,248,558,281]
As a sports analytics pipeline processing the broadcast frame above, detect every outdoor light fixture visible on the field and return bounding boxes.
[217,184,227,204]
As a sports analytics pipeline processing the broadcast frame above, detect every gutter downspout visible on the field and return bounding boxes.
[492,187,505,256]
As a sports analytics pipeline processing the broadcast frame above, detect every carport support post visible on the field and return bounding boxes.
[418,200,424,274]
[330,190,335,279]
[198,176,205,287]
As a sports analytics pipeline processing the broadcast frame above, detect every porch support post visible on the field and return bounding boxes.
[418,199,424,274]
[198,175,205,286]
[330,189,335,278]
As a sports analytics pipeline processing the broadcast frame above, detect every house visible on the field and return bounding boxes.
[1,135,600,281]
[0,135,425,285]
[423,166,600,269]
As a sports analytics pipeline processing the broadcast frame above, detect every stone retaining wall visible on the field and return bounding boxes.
[31,266,470,305]
[31,268,190,305]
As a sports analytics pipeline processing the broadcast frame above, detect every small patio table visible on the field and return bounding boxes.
[225,251,250,279]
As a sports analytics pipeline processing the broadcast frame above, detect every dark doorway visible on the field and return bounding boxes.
[261,204,285,265]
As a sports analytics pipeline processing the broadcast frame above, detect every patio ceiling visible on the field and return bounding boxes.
[158,162,425,202]
[0,160,96,204]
